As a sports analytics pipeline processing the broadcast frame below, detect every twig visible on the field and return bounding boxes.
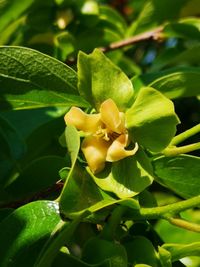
[0,181,64,209]
[100,26,164,52]
[163,142,200,157]
[170,123,200,146]
[166,217,200,233]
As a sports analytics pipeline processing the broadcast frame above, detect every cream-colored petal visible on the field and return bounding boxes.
[106,134,138,162]
[81,136,111,173]
[64,107,100,133]
[100,99,125,133]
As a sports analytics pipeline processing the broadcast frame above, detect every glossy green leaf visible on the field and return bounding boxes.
[153,154,200,198]
[59,163,112,217]
[59,163,139,218]
[0,200,61,267]
[82,237,127,267]
[163,242,200,262]
[0,46,89,110]
[88,149,153,199]
[133,67,200,99]
[123,236,160,266]
[126,87,179,152]
[0,0,34,33]
[0,155,68,205]
[78,49,134,111]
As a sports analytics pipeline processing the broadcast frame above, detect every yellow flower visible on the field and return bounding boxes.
[64,99,138,173]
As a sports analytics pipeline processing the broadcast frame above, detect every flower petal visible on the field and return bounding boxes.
[106,134,138,162]
[100,99,125,133]
[64,107,100,133]
[81,136,111,173]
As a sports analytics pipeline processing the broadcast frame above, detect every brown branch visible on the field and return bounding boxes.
[100,26,164,52]
[0,181,64,209]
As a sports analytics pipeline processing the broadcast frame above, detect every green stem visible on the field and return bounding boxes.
[163,142,200,157]
[171,124,200,146]
[166,217,200,233]
[140,195,200,219]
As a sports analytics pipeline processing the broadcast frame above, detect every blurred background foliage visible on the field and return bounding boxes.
[0,1,200,266]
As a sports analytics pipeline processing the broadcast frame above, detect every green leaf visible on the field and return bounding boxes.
[0,0,34,33]
[127,1,156,36]
[162,242,200,262]
[0,46,89,110]
[133,67,200,99]
[99,5,127,37]
[82,237,127,267]
[0,115,26,160]
[88,149,153,199]
[65,125,80,166]
[59,163,139,218]
[0,200,61,267]
[163,22,200,40]
[59,163,111,217]
[35,212,89,267]
[0,156,68,205]
[0,115,26,184]
[158,247,172,267]
[152,154,200,198]
[152,0,189,22]
[126,87,180,152]
[78,49,134,111]
[123,236,160,266]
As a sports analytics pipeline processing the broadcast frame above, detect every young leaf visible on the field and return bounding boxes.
[78,49,134,111]
[0,0,34,32]
[59,163,139,218]
[126,87,180,152]
[0,201,61,267]
[0,46,89,110]
[133,67,200,99]
[88,149,153,199]
[153,154,200,198]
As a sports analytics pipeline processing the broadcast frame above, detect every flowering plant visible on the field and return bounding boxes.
[61,49,179,200]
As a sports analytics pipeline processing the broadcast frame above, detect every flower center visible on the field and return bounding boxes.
[94,125,121,142]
